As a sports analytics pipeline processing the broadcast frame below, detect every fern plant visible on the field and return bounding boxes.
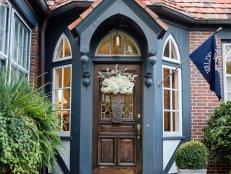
[0,72,61,174]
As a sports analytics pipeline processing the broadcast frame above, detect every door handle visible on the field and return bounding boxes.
[137,124,141,140]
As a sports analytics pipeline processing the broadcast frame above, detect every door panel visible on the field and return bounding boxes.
[93,64,142,174]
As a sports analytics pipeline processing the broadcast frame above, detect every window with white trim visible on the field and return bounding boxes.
[0,1,31,78]
[222,42,231,101]
[53,34,72,61]
[53,34,72,133]
[162,35,182,136]
[53,65,72,132]
[11,13,31,78]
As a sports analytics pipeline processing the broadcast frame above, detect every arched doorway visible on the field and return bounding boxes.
[92,30,143,174]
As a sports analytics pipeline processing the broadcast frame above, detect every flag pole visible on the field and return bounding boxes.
[157,27,222,87]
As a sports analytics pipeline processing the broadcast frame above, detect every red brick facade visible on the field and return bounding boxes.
[190,31,231,173]
[30,24,40,86]
[190,31,221,140]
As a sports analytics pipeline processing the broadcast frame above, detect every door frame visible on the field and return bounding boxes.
[92,63,143,174]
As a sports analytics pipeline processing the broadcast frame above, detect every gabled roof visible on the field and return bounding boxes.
[67,0,168,39]
[46,0,231,20]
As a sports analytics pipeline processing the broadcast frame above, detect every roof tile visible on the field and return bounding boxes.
[46,0,231,20]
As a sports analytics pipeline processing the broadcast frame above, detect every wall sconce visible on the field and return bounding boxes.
[113,30,121,48]
[80,53,91,87]
[145,50,157,88]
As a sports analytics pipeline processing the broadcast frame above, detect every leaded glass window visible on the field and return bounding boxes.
[101,94,133,120]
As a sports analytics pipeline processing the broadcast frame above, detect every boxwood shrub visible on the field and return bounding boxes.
[203,101,231,161]
[175,141,208,169]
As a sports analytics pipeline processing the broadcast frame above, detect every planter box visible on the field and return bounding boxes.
[178,169,207,174]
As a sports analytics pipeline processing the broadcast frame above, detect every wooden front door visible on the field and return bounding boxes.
[93,64,142,174]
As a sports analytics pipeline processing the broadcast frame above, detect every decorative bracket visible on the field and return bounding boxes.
[80,53,91,87]
[145,50,157,88]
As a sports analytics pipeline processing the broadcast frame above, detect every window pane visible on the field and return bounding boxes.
[56,38,64,59]
[163,68,170,88]
[0,4,8,54]
[62,110,70,131]
[111,32,124,55]
[227,77,231,91]
[64,67,71,87]
[125,36,139,55]
[171,40,177,59]
[63,89,70,109]
[97,35,110,55]
[13,16,30,71]
[172,71,179,89]
[64,38,71,57]
[55,89,62,110]
[224,44,231,61]
[164,112,171,131]
[172,112,179,131]
[164,89,170,110]
[172,90,179,110]
[55,68,62,88]
[226,61,231,74]
[164,40,170,57]
[227,92,231,101]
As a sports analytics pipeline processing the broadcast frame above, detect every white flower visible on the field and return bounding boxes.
[99,65,137,95]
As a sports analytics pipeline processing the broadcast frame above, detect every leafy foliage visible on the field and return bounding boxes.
[203,102,231,161]
[175,140,209,169]
[0,73,61,174]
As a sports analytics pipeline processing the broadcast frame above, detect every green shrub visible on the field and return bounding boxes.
[0,73,61,174]
[175,140,209,169]
[203,102,231,161]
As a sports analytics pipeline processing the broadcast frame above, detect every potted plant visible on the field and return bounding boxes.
[98,65,137,123]
[175,140,209,174]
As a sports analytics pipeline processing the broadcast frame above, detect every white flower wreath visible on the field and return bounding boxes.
[98,65,138,95]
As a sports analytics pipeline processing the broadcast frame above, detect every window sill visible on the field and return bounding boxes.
[162,136,185,140]
[58,131,71,140]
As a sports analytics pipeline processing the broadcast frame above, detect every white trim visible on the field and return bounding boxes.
[162,65,182,137]
[162,34,181,63]
[52,64,72,135]
[53,34,72,62]
[222,42,231,101]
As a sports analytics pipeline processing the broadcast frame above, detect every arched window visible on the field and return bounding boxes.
[53,34,72,61]
[53,34,72,134]
[96,30,141,56]
[163,35,180,63]
[162,35,182,137]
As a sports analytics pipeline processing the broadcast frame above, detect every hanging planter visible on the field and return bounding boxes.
[111,94,124,123]
[98,65,137,123]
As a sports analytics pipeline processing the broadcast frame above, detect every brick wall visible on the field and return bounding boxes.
[190,31,222,140]
[190,31,231,173]
[30,24,40,86]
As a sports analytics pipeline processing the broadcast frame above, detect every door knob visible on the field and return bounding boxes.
[137,124,141,140]
[137,114,141,119]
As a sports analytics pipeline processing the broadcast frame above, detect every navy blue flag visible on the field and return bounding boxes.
[189,33,221,100]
